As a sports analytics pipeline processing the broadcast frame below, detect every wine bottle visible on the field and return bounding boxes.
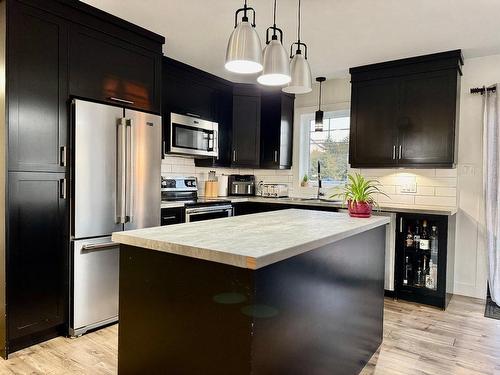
[413,220,421,249]
[430,225,438,264]
[405,226,414,247]
[419,220,430,250]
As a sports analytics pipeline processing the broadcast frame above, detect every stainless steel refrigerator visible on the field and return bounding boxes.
[70,99,161,336]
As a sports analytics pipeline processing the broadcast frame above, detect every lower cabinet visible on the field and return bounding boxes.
[7,172,68,351]
[161,207,184,226]
[232,202,339,216]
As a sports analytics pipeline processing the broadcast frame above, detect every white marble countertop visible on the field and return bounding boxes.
[112,209,390,270]
[161,196,457,215]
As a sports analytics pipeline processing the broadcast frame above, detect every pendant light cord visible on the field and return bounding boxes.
[297,0,301,43]
[273,0,277,36]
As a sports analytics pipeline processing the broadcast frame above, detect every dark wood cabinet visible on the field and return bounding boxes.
[163,60,294,169]
[7,172,68,348]
[232,91,261,168]
[69,24,161,113]
[349,50,463,168]
[260,91,294,169]
[2,0,165,356]
[161,207,184,226]
[7,2,68,172]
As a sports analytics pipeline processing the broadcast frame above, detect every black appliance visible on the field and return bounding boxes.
[228,174,255,196]
[161,177,233,224]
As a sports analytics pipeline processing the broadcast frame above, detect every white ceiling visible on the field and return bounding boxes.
[83,0,500,82]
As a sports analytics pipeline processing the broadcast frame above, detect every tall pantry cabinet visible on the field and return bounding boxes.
[0,0,164,356]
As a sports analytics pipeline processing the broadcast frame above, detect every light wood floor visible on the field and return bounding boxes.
[0,296,498,375]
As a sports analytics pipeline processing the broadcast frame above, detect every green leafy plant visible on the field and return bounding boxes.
[331,173,388,207]
[301,174,309,187]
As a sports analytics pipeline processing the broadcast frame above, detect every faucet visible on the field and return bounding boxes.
[317,160,324,200]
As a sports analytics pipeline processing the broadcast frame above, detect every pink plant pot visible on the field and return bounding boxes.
[348,200,372,218]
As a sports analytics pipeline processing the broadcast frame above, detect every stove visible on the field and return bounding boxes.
[161,177,233,223]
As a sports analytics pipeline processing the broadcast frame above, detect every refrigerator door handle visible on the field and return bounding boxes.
[116,118,127,224]
[125,118,134,223]
[81,241,117,252]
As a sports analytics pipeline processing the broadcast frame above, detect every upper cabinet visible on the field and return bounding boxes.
[231,85,261,168]
[69,25,162,113]
[163,59,295,169]
[260,91,294,169]
[7,2,68,173]
[349,50,463,168]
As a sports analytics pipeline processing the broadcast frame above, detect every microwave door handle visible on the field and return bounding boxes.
[213,130,218,156]
[116,118,127,224]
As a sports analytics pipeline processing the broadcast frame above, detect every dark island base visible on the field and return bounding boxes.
[118,226,386,375]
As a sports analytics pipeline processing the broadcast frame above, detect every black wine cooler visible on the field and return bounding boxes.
[395,212,455,309]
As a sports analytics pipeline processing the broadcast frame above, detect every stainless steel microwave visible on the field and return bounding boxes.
[169,113,218,158]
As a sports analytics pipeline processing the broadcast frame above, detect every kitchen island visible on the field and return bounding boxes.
[112,209,390,375]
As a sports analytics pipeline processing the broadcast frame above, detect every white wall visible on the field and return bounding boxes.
[294,54,500,299]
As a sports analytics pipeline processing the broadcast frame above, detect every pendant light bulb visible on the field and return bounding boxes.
[315,77,326,132]
[283,0,312,94]
[225,1,263,74]
[257,0,291,86]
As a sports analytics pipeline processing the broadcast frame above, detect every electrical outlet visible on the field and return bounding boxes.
[399,176,417,193]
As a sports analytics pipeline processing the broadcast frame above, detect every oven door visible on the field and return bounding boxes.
[170,113,218,157]
[185,205,233,223]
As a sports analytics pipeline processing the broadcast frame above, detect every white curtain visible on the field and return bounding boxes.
[483,85,500,304]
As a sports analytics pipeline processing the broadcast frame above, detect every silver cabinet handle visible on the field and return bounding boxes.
[163,141,166,156]
[400,217,403,233]
[116,118,127,224]
[60,146,67,167]
[82,242,116,251]
[162,215,178,221]
[108,97,134,105]
[59,178,67,199]
[399,145,402,160]
[392,145,396,160]
[274,150,278,163]
[233,150,237,162]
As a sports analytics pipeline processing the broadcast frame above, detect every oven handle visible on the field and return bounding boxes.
[185,205,233,215]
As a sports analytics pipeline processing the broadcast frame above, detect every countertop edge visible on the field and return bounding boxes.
[112,213,390,270]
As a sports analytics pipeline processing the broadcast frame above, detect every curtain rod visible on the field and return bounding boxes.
[470,86,497,95]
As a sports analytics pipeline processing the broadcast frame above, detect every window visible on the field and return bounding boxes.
[300,110,350,187]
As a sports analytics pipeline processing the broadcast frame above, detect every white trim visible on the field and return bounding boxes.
[292,102,351,196]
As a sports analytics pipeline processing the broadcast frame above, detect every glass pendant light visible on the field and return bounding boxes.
[225,0,263,74]
[315,77,326,132]
[257,0,291,86]
[283,0,312,94]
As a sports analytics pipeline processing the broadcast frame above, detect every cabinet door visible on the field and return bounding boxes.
[8,172,68,341]
[7,3,68,172]
[69,25,161,113]
[279,94,294,169]
[232,95,261,167]
[161,208,185,226]
[398,70,458,167]
[260,93,281,168]
[349,78,399,167]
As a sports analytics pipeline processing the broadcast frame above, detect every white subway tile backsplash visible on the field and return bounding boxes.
[435,168,458,177]
[356,168,458,208]
[415,195,457,207]
[435,187,457,197]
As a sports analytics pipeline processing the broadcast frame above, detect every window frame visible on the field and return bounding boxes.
[294,102,351,192]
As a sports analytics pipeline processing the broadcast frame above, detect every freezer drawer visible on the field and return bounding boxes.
[71,237,119,336]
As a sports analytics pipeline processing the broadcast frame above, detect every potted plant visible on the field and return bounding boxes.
[301,174,309,187]
[331,173,388,218]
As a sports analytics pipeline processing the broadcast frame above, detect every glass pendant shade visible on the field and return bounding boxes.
[257,39,291,86]
[282,52,312,94]
[225,20,263,74]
